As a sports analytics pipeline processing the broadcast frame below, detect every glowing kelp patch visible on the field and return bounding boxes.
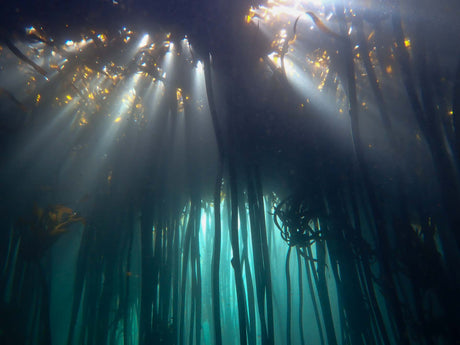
[243,0,399,122]
[0,25,205,136]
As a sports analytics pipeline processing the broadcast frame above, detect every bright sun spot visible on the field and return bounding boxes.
[138,34,150,48]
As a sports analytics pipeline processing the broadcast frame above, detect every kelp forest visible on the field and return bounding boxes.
[0,0,459,344]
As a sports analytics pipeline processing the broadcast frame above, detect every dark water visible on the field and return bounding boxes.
[0,0,459,344]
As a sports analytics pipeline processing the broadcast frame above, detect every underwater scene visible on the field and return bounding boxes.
[0,0,459,344]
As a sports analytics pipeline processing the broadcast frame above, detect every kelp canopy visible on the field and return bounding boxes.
[0,0,459,345]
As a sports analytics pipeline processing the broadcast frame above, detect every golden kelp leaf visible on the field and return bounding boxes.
[54,205,74,221]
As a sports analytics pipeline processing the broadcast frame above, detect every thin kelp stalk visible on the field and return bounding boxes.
[285,246,292,345]
[230,177,247,345]
[203,54,224,345]
[314,231,338,345]
[454,58,460,163]
[83,214,105,345]
[155,221,167,338]
[245,166,275,345]
[304,246,325,345]
[159,220,171,324]
[190,200,202,345]
[325,237,349,345]
[188,277,196,345]
[179,200,193,345]
[195,221,202,345]
[176,199,198,345]
[211,161,223,345]
[238,191,256,345]
[246,168,269,344]
[188,223,196,345]
[150,222,162,335]
[227,120,248,345]
[296,248,305,345]
[171,216,180,345]
[254,167,275,344]
[66,223,92,345]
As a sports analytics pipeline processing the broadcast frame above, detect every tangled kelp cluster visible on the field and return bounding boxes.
[273,195,323,248]
[1,0,460,345]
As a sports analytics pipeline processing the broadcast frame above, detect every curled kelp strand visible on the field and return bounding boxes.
[305,11,346,40]
[1,35,49,79]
